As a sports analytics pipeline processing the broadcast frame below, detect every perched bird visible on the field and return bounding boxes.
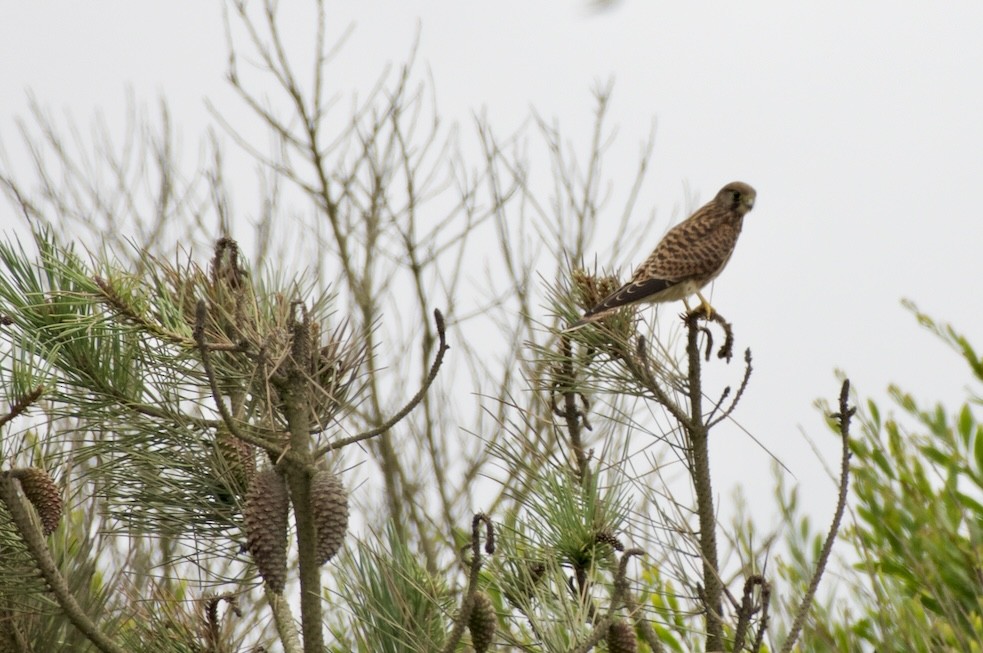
[567,181,756,330]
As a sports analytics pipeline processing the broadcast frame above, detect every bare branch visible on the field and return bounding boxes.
[779,379,853,653]
[732,574,769,652]
[684,311,724,651]
[708,348,753,429]
[317,308,449,455]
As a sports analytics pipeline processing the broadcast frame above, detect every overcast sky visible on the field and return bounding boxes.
[2,1,981,524]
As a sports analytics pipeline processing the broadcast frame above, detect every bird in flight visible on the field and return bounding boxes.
[567,181,756,330]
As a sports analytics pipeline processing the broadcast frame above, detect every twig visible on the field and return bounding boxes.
[267,591,302,653]
[203,592,241,653]
[705,386,731,425]
[612,548,644,610]
[623,335,690,427]
[625,590,667,653]
[558,334,588,478]
[317,308,449,455]
[0,474,127,653]
[569,614,613,653]
[210,237,245,289]
[698,325,714,362]
[439,513,495,653]
[778,379,853,653]
[0,385,44,431]
[732,574,769,651]
[686,309,735,363]
[93,275,193,347]
[708,348,753,429]
[752,581,771,653]
[715,315,735,362]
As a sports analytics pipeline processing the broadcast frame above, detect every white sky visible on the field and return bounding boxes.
[2,1,982,527]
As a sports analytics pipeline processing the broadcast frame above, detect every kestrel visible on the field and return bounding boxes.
[567,181,756,330]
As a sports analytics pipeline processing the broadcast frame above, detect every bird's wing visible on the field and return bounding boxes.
[569,200,741,329]
[581,276,674,318]
[644,205,738,282]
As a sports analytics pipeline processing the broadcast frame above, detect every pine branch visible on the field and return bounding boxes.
[0,473,126,653]
[440,513,495,653]
[0,385,44,431]
[194,299,312,472]
[280,305,324,653]
[684,310,724,652]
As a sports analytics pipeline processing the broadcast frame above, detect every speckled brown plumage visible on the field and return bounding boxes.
[568,181,756,329]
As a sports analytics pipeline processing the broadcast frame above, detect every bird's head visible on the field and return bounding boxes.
[718,181,756,216]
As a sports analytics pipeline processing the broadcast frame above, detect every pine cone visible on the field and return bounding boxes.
[214,429,256,491]
[606,619,637,653]
[468,592,496,653]
[243,469,289,593]
[310,470,348,565]
[15,468,63,535]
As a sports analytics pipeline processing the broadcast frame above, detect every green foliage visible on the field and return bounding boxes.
[770,307,983,652]
[483,464,635,651]
[638,565,690,653]
[0,229,363,649]
[524,466,632,571]
[0,486,123,650]
[340,524,454,653]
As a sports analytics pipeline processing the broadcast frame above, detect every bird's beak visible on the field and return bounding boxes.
[745,196,755,210]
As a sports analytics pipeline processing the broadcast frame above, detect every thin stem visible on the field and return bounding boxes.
[267,591,303,653]
[620,335,690,426]
[708,348,753,429]
[559,335,588,478]
[0,385,44,431]
[439,513,495,653]
[625,590,667,653]
[779,380,853,653]
[316,308,449,456]
[732,574,768,651]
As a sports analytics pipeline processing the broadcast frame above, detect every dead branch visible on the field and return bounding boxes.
[317,308,449,455]
[778,379,853,653]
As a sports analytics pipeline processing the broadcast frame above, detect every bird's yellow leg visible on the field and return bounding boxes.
[695,291,715,318]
